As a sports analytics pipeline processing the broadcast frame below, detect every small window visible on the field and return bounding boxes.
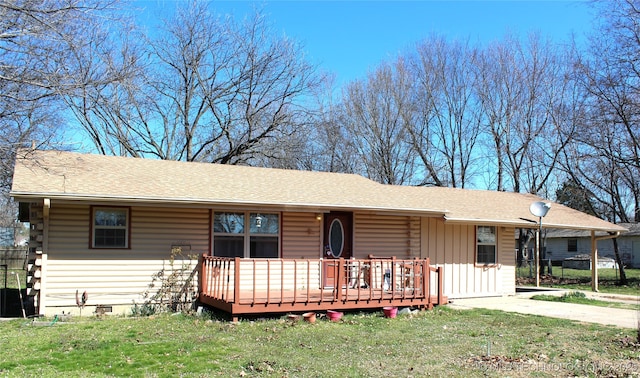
[568,239,577,252]
[476,226,497,265]
[92,207,129,248]
[328,219,344,258]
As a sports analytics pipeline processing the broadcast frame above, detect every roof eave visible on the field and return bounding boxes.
[444,217,538,228]
[10,191,447,217]
[444,216,628,233]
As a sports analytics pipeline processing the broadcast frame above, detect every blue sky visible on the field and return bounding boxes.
[138,1,596,85]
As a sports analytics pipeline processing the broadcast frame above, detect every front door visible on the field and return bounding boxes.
[322,212,353,287]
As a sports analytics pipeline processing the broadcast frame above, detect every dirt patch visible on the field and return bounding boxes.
[467,354,535,367]
[466,354,640,377]
[465,355,551,377]
[516,275,584,286]
[618,336,640,349]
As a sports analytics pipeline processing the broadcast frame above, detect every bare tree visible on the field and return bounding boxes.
[65,2,320,166]
[559,0,640,284]
[340,60,418,185]
[476,34,576,194]
[306,76,362,174]
[0,0,124,219]
[565,0,640,223]
[562,117,636,223]
[409,36,481,188]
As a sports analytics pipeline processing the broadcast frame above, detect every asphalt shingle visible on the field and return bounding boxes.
[10,149,626,233]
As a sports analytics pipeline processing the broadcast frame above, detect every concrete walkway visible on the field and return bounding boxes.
[448,288,640,329]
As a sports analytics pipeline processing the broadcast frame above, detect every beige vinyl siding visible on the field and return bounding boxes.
[44,204,209,315]
[130,207,210,256]
[421,217,516,298]
[48,204,90,256]
[281,212,321,259]
[353,213,420,258]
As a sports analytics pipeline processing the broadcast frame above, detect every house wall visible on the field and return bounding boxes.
[282,212,423,259]
[281,212,322,259]
[420,218,515,298]
[42,207,323,315]
[42,204,210,316]
[545,237,609,262]
[545,236,640,268]
[353,213,420,258]
[236,259,323,295]
[41,206,517,315]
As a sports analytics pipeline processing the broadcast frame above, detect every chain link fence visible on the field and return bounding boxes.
[1,248,28,317]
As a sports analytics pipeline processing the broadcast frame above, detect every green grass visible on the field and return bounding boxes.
[517,267,640,296]
[531,291,640,311]
[0,308,638,377]
[1,268,27,290]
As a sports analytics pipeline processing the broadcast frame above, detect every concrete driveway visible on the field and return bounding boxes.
[448,288,640,329]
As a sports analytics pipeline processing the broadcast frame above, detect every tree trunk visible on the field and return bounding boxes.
[612,237,627,285]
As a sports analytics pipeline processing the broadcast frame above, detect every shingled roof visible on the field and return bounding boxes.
[10,149,626,233]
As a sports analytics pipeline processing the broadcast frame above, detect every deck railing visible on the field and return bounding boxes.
[198,255,445,317]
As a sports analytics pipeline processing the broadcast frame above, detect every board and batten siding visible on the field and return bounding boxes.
[498,226,516,295]
[421,217,515,298]
[353,213,420,258]
[43,204,210,315]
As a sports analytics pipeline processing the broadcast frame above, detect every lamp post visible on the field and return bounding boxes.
[529,201,551,287]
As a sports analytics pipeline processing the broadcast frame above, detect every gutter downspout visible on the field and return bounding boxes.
[590,230,621,292]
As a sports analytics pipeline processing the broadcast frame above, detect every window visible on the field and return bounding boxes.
[213,212,244,257]
[568,238,578,252]
[328,218,344,258]
[92,207,129,248]
[213,212,279,258]
[476,226,497,265]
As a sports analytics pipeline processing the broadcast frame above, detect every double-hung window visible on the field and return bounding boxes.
[476,226,497,265]
[92,207,129,248]
[213,212,279,258]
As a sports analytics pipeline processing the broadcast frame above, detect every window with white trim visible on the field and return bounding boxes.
[213,212,279,258]
[92,207,129,248]
[476,226,497,265]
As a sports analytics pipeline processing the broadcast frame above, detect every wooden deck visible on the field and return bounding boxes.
[198,255,446,319]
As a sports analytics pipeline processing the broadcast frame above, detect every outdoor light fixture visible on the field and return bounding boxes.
[255,214,262,228]
[315,213,322,221]
[529,201,551,287]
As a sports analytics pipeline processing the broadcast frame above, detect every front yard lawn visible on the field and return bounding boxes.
[517,267,640,296]
[531,291,640,311]
[0,307,638,377]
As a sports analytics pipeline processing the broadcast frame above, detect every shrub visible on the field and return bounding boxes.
[132,247,198,316]
[561,291,586,300]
